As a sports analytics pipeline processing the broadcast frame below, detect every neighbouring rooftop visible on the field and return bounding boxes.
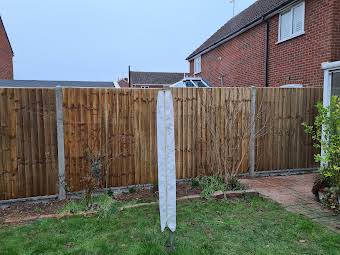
[130,71,188,86]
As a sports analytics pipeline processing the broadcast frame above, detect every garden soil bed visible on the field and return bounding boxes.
[0,200,68,225]
[0,183,201,225]
[1,183,257,225]
[113,183,201,202]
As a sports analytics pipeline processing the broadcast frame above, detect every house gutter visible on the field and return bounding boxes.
[128,65,131,88]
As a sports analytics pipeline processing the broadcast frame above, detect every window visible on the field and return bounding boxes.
[331,71,340,96]
[194,56,201,74]
[192,80,208,87]
[141,86,149,89]
[184,81,195,87]
[170,78,211,88]
[278,1,305,42]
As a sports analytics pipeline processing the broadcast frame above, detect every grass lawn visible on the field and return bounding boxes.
[0,197,339,255]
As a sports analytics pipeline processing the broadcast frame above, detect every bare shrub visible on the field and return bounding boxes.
[80,129,118,207]
[196,89,270,183]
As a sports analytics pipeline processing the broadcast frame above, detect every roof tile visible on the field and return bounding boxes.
[187,0,294,60]
[130,71,187,85]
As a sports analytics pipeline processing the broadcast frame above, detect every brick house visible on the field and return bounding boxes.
[187,0,340,87]
[118,71,187,88]
[0,16,14,80]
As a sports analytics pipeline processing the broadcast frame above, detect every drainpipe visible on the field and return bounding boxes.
[219,74,225,87]
[128,65,131,87]
[264,19,270,87]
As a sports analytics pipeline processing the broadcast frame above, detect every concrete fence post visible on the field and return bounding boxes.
[56,86,66,200]
[249,87,256,177]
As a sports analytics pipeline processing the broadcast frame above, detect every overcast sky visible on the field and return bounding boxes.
[1,0,255,81]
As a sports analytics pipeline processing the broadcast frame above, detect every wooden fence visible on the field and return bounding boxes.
[0,87,322,200]
[0,88,57,200]
[255,88,322,171]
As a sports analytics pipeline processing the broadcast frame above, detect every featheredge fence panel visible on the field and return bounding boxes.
[0,87,322,200]
[0,88,58,200]
[62,88,158,191]
[255,88,323,171]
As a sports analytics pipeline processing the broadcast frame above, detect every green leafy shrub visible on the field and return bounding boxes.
[191,178,200,188]
[60,194,117,217]
[96,194,118,218]
[195,175,246,199]
[196,176,225,199]
[225,176,246,191]
[128,187,136,193]
[303,96,340,188]
[106,189,114,197]
[60,199,87,214]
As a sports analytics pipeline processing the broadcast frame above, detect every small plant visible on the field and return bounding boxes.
[191,178,200,188]
[96,194,118,218]
[80,128,119,209]
[81,175,98,208]
[197,176,226,199]
[61,199,87,214]
[106,189,114,197]
[320,187,340,214]
[225,176,246,191]
[312,174,331,198]
[81,151,105,208]
[34,207,44,213]
[196,175,245,199]
[60,194,117,217]
[152,184,159,193]
[128,187,136,194]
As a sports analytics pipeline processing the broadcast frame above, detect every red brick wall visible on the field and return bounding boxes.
[331,0,340,60]
[268,0,334,87]
[0,19,13,80]
[189,0,338,87]
[190,23,266,87]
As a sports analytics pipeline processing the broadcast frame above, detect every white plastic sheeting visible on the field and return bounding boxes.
[157,90,176,233]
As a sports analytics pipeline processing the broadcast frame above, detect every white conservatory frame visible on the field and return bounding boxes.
[322,61,340,108]
[321,61,340,166]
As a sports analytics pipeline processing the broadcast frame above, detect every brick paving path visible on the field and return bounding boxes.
[241,173,340,233]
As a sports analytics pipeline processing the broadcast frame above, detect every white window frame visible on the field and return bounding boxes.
[194,56,201,74]
[141,86,149,89]
[278,1,305,43]
[321,61,340,167]
[322,61,340,108]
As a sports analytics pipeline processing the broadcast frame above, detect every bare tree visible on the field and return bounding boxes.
[80,125,126,207]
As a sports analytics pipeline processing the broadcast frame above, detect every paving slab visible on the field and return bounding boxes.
[241,173,340,233]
